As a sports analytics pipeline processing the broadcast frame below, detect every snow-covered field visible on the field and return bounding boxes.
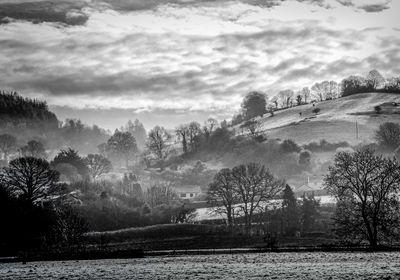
[1,252,400,279]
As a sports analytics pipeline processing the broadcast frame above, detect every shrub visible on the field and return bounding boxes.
[374,105,382,114]
[312,108,321,114]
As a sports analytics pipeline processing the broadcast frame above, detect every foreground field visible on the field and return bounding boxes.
[1,252,400,279]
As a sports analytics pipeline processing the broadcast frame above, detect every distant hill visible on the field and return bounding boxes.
[239,92,400,145]
[0,91,109,154]
[0,91,58,129]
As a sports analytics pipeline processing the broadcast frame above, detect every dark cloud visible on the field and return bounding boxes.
[96,0,218,11]
[335,0,391,12]
[0,0,89,25]
[5,70,212,98]
[358,4,390,12]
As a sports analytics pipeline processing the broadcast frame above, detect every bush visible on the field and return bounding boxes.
[374,105,382,114]
[281,139,301,153]
[312,108,321,114]
[303,139,350,152]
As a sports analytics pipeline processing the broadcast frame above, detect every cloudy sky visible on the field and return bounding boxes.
[0,0,399,130]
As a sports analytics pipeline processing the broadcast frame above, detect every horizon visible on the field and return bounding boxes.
[1,0,399,130]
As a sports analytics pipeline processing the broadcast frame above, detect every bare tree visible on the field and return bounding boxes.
[311,82,325,101]
[188,122,202,153]
[366,69,385,90]
[384,77,400,92]
[324,148,400,248]
[279,90,294,108]
[147,126,171,170]
[175,124,189,154]
[240,119,262,138]
[231,163,283,233]
[271,96,279,109]
[84,154,112,179]
[0,134,17,161]
[207,168,239,227]
[1,157,60,205]
[52,205,88,248]
[325,81,339,100]
[171,204,197,223]
[145,182,179,208]
[203,118,218,141]
[301,87,311,103]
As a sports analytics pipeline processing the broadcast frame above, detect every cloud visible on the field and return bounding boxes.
[0,0,90,25]
[359,4,390,12]
[335,0,392,12]
[0,0,398,129]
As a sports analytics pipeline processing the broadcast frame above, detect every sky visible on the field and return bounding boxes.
[0,0,399,130]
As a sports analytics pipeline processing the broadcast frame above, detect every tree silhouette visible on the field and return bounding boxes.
[147,126,171,170]
[106,130,137,168]
[231,163,283,233]
[300,193,320,232]
[175,124,189,154]
[241,91,267,120]
[281,184,299,235]
[324,148,400,248]
[188,122,202,153]
[1,157,60,205]
[207,168,239,228]
[52,148,88,178]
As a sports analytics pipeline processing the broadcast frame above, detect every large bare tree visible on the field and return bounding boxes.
[1,157,60,205]
[231,163,283,233]
[324,148,400,248]
[147,126,171,170]
[207,168,239,227]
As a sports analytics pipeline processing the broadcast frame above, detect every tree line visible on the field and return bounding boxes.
[232,69,400,125]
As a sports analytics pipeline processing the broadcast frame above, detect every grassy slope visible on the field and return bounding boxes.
[251,92,400,145]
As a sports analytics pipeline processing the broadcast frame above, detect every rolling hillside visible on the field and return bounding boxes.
[245,92,400,145]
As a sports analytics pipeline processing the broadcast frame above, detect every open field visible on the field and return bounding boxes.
[244,92,400,144]
[1,252,400,279]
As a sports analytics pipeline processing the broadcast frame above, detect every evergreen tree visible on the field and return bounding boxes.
[281,184,299,235]
[300,193,320,232]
